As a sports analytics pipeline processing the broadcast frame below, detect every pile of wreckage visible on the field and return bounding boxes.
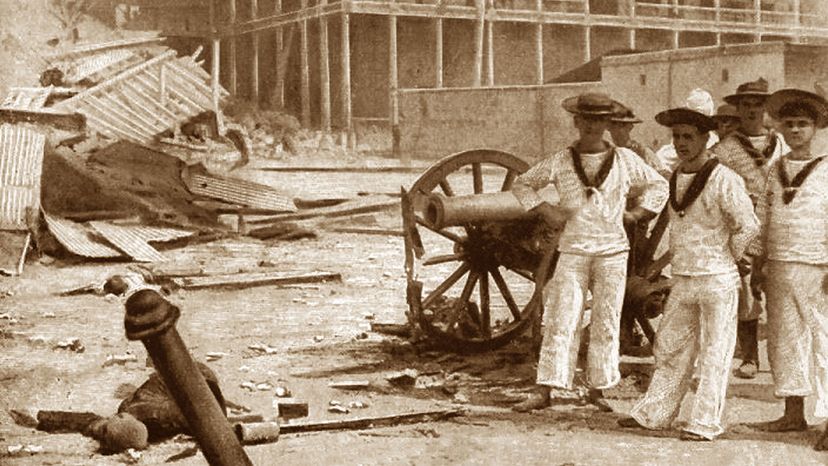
[0,34,400,276]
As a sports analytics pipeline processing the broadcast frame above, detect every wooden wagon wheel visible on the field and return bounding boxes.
[402,149,553,352]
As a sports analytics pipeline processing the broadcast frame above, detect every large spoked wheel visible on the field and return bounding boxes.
[402,149,552,352]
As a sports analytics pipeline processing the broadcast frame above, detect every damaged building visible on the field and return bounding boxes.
[93,0,828,154]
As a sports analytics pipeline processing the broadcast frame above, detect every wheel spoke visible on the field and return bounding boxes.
[423,253,465,266]
[503,265,534,282]
[422,262,471,310]
[439,179,455,197]
[491,267,521,320]
[415,215,465,243]
[501,169,518,191]
[472,162,483,194]
[447,271,480,330]
[479,271,491,338]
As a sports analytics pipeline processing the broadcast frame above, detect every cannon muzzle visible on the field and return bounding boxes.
[424,192,534,229]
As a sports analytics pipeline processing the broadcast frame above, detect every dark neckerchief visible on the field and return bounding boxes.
[669,157,720,217]
[732,130,778,167]
[778,156,825,204]
[569,145,616,198]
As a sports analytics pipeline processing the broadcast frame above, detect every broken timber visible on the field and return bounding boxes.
[171,271,341,291]
[246,196,399,238]
[261,409,462,437]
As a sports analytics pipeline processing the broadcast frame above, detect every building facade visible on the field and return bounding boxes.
[98,1,828,147]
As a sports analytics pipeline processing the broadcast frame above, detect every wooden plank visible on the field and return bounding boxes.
[535,23,543,85]
[172,271,341,290]
[326,227,403,237]
[486,20,494,86]
[277,409,462,435]
[472,0,484,87]
[246,195,398,225]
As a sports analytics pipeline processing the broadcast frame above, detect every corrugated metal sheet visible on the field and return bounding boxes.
[0,124,45,230]
[44,215,122,258]
[66,49,137,84]
[89,221,166,262]
[184,172,297,213]
[53,49,229,145]
[113,224,194,243]
[1,87,52,111]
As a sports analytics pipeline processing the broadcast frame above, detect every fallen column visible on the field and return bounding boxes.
[124,289,252,466]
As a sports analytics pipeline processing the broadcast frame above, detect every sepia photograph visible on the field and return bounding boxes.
[1,0,828,464]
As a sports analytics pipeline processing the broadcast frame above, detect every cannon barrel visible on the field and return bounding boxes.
[425,192,574,230]
[424,192,535,229]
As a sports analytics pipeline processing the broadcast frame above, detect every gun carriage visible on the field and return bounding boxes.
[401,149,670,353]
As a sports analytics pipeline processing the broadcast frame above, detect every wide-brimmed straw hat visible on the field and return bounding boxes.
[562,93,618,116]
[724,78,771,104]
[766,88,828,129]
[655,108,717,133]
[610,103,643,124]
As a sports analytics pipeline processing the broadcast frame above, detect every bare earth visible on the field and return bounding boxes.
[1,169,828,466]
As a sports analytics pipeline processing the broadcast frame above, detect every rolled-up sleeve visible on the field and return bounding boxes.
[719,172,760,259]
[623,150,669,214]
[512,156,555,212]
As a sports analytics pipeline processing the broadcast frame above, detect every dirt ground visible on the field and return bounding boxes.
[2,168,828,466]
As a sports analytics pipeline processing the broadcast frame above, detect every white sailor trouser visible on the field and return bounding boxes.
[765,261,828,417]
[631,273,739,439]
[536,251,628,390]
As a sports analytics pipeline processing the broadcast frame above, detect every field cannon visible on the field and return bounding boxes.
[401,149,671,353]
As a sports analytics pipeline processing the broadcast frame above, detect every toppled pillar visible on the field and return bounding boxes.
[124,290,252,466]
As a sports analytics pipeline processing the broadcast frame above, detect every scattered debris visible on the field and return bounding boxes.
[122,448,142,464]
[273,386,291,398]
[452,393,471,404]
[328,380,370,391]
[371,323,411,337]
[53,337,84,353]
[9,409,38,428]
[327,226,404,237]
[277,409,463,435]
[246,195,398,235]
[354,332,368,340]
[0,124,46,233]
[6,444,43,456]
[313,335,325,343]
[274,398,309,420]
[182,165,296,213]
[256,382,273,391]
[328,404,350,414]
[165,445,199,463]
[234,421,280,445]
[247,343,279,355]
[172,271,341,291]
[227,414,264,426]
[205,352,226,362]
[102,353,138,368]
[348,401,369,410]
[88,221,167,262]
[386,369,419,388]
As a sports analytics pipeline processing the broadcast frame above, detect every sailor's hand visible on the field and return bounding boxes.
[623,206,655,228]
[532,202,570,229]
[736,258,751,277]
[750,257,766,298]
